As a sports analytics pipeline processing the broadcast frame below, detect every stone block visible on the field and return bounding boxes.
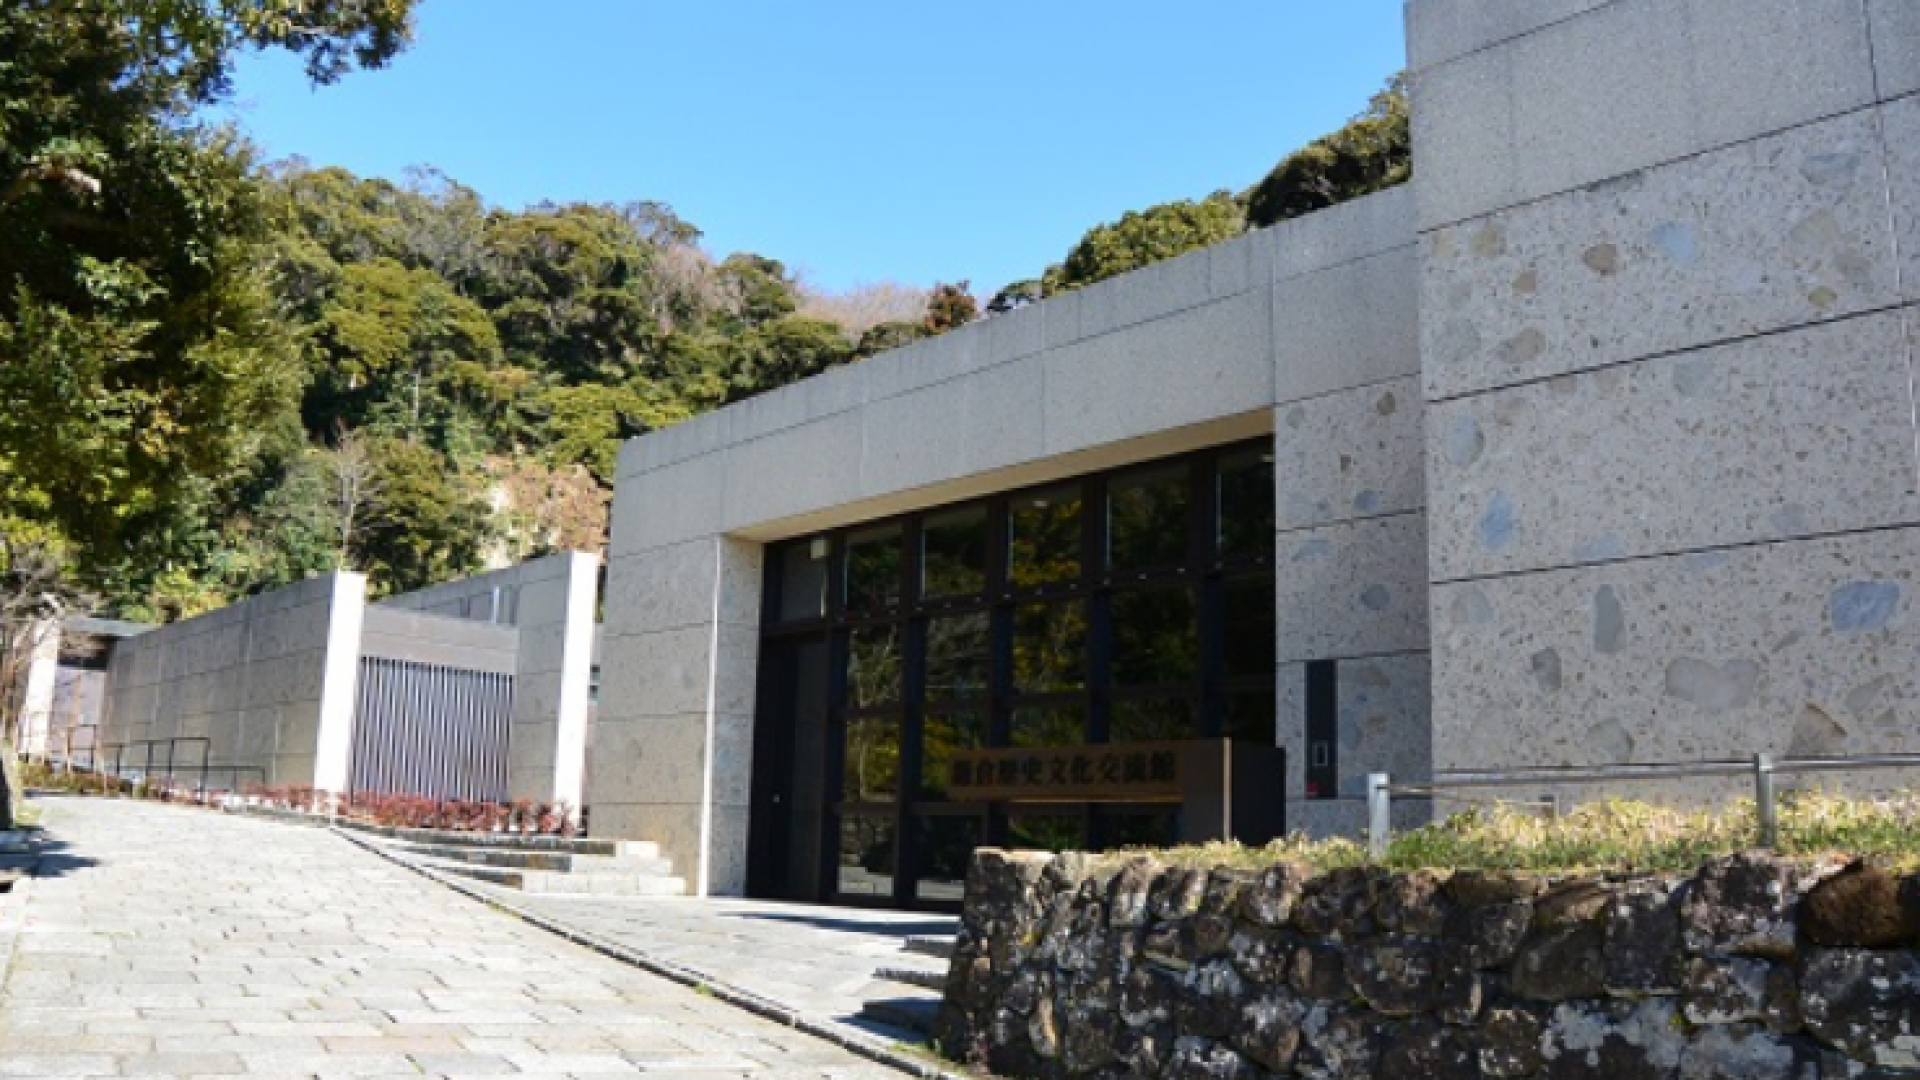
[1043,290,1273,458]
[603,537,762,638]
[585,715,711,807]
[1277,513,1430,663]
[863,326,975,404]
[608,453,727,556]
[1422,107,1898,400]
[708,711,755,811]
[706,802,751,896]
[722,416,864,532]
[1430,528,1920,775]
[1871,0,1920,101]
[618,410,729,481]
[1274,245,1420,405]
[1207,231,1256,299]
[1039,288,1084,350]
[1405,0,1615,71]
[961,353,1049,476]
[1279,652,1434,800]
[1428,312,1920,580]
[1079,244,1215,340]
[596,627,719,720]
[859,377,970,497]
[1880,97,1920,301]
[1416,0,1876,229]
[1275,376,1426,532]
[981,295,1047,363]
[1270,186,1417,282]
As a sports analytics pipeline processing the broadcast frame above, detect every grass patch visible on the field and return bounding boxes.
[1104,789,1920,877]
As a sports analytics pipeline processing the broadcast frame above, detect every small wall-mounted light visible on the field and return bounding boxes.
[809,536,830,560]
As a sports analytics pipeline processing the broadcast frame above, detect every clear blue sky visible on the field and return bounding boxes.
[219,3,1408,297]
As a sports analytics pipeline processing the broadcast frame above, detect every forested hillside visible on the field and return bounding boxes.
[0,1,1406,624]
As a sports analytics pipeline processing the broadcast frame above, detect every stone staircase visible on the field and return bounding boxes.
[858,932,954,1035]
[342,822,686,896]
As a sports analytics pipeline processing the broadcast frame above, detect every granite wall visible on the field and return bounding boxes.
[1411,0,1920,785]
[937,847,1920,1079]
[377,552,600,808]
[97,574,366,790]
[603,186,1433,892]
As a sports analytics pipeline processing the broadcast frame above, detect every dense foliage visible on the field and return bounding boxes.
[0,3,1406,622]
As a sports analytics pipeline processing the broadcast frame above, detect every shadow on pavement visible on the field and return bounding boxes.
[12,839,99,880]
[730,911,957,939]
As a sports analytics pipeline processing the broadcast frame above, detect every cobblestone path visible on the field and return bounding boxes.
[0,797,908,1079]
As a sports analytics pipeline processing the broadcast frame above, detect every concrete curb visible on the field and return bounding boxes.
[330,826,972,1080]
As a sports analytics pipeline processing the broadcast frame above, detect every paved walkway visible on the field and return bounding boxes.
[458,887,957,1039]
[0,798,916,1079]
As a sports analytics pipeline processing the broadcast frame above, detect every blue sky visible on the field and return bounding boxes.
[219,3,1407,297]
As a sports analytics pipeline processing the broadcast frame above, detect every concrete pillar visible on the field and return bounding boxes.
[594,530,762,897]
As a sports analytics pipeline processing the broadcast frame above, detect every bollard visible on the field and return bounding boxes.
[1367,773,1391,860]
[1754,753,1778,848]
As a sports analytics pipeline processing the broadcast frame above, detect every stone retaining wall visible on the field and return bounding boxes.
[935,849,1920,1079]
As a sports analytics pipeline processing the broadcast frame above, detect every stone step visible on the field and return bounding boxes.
[857,993,941,1036]
[398,854,686,896]
[902,935,955,961]
[377,839,675,876]
[336,818,659,859]
[874,965,947,992]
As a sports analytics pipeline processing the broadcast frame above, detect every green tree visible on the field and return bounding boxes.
[0,0,418,593]
[1042,190,1246,293]
[1245,75,1410,229]
[726,315,854,401]
[923,280,977,335]
[353,436,492,595]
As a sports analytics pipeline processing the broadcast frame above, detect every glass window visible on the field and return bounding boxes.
[844,525,902,613]
[1223,574,1276,679]
[1111,698,1196,743]
[914,816,981,902]
[1217,449,1275,559]
[924,613,990,701]
[1012,601,1086,693]
[1011,706,1085,750]
[922,507,988,599]
[1108,465,1190,571]
[1009,486,1081,589]
[919,708,987,799]
[777,538,831,622]
[847,626,903,709]
[1111,587,1199,687]
[843,716,900,802]
[1007,814,1083,853]
[1099,808,1181,850]
[837,815,895,896]
[1225,691,1277,743]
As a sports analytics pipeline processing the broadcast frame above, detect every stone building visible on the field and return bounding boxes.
[58,0,1920,912]
[598,0,1920,904]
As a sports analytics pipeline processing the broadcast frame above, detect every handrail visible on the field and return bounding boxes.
[1366,751,1920,858]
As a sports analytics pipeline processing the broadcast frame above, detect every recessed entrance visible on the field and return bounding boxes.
[747,439,1279,908]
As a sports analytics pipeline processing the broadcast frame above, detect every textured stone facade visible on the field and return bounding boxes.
[1413,0,1920,795]
[937,848,1920,1079]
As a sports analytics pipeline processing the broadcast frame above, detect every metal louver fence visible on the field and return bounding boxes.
[349,657,513,803]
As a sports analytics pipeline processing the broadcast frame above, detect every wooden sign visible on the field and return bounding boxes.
[945,741,1187,802]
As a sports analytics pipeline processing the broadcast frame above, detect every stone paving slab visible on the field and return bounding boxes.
[451,884,958,1041]
[0,798,926,1079]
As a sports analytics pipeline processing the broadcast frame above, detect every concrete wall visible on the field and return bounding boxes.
[98,574,367,790]
[1411,0,1920,781]
[605,185,1430,892]
[377,552,599,809]
[11,620,59,759]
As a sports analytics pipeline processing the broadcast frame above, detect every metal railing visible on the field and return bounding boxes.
[1366,752,1920,858]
